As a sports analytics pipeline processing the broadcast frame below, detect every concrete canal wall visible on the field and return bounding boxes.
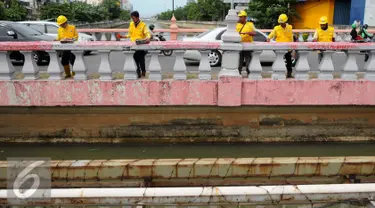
[1,79,375,143]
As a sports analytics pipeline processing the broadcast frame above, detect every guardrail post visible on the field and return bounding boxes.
[71,50,88,80]
[124,51,138,80]
[318,50,334,80]
[218,8,242,106]
[22,51,39,80]
[170,15,178,41]
[342,50,358,80]
[173,50,187,80]
[365,51,375,81]
[98,50,113,80]
[248,50,262,80]
[0,51,16,80]
[148,51,162,80]
[47,51,64,80]
[272,50,287,80]
[295,50,310,80]
[198,50,212,80]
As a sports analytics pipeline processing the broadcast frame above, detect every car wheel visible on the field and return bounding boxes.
[208,50,222,67]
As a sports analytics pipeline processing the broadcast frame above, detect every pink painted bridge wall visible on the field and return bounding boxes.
[0,78,374,107]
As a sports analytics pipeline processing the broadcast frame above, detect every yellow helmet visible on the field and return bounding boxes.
[319,16,328,24]
[238,10,247,17]
[278,14,288,23]
[57,15,68,26]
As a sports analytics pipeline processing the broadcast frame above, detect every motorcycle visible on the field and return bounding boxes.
[152,32,173,56]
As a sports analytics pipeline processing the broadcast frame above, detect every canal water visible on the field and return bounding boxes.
[1,143,375,160]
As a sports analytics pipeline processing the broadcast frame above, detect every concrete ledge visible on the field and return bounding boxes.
[1,79,375,106]
[0,80,218,106]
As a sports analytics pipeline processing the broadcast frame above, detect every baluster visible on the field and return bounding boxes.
[298,32,304,42]
[98,50,113,80]
[344,33,351,42]
[110,32,116,41]
[148,51,162,80]
[248,50,262,80]
[124,51,138,80]
[173,50,187,80]
[71,50,87,80]
[100,33,108,41]
[22,51,39,80]
[272,50,287,80]
[47,50,64,80]
[318,50,334,80]
[0,51,16,80]
[295,50,310,80]
[198,50,211,80]
[365,50,375,81]
[342,50,358,80]
[308,32,313,42]
[92,32,97,41]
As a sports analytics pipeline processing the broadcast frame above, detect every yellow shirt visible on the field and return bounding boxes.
[268,24,293,42]
[236,22,255,42]
[126,21,151,42]
[314,26,336,42]
[57,24,78,41]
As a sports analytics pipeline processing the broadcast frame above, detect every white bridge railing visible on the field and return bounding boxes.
[0,41,374,81]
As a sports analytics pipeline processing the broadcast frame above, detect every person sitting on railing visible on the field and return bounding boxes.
[359,24,373,40]
[313,16,335,63]
[267,14,294,78]
[237,10,256,76]
[117,11,151,78]
[350,22,363,41]
[55,15,78,79]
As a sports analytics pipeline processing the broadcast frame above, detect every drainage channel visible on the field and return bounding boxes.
[2,142,375,160]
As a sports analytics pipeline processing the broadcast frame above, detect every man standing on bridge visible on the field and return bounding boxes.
[267,14,294,78]
[117,11,151,78]
[237,10,256,76]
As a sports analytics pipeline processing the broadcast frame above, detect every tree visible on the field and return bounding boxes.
[156,0,228,21]
[4,0,27,21]
[0,2,5,20]
[100,0,121,20]
[40,3,72,20]
[120,9,130,21]
[248,0,300,29]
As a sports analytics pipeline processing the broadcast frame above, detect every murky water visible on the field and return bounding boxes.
[1,143,375,160]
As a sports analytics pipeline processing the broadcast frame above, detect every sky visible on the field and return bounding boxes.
[131,0,188,17]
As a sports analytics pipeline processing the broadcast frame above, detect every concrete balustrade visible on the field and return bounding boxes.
[0,41,374,81]
[78,28,375,41]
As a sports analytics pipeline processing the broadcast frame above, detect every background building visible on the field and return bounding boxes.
[121,0,133,11]
[293,0,375,28]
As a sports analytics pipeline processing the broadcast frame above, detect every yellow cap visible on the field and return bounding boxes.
[278,14,288,23]
[57,15,68,26]
[319,16,328,24]
[238,10,247,17]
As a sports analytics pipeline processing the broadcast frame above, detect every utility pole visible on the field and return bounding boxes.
[172,0,174,14]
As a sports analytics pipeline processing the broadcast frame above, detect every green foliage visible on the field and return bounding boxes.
[39,0,126,23]
[0,2,5,20]
[3,0,28,21]
[100,0,121,20]
[248,0,300,29]
[120,9,130,20]
[157,0,229,21]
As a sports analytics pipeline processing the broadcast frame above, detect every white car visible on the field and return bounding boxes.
[19,21,93,41]
[183,27,276,67]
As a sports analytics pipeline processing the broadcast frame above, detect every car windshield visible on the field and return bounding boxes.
[9,23,42,36]
[196,30,212,38]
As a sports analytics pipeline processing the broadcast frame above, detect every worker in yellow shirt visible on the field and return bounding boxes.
[117,11,151,78]
[267,14,294,78]
[237,10,256,75]
[313,16,336,62]
[313,16,335,42]
[55,15,78,79]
